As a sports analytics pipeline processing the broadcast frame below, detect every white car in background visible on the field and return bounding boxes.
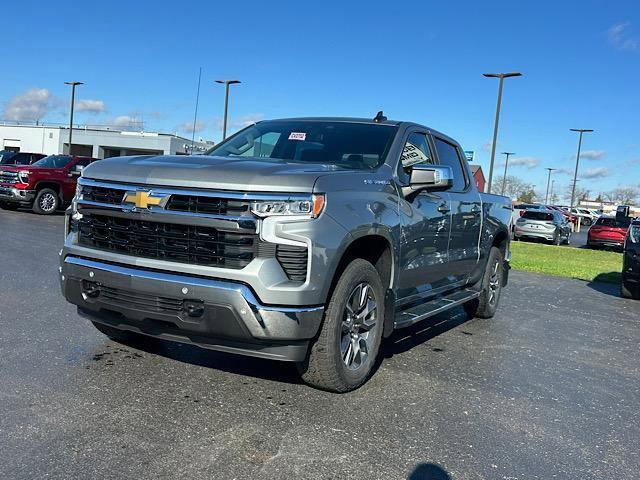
[561,207,597,226]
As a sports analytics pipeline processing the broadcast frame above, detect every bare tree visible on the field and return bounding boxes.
[494,175,534,200]
[605,187,639,205]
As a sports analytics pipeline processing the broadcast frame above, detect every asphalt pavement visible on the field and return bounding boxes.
[1,209,639,480]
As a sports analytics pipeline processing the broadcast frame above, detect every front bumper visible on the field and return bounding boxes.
[0,185,35,203]
[60,256,324,361]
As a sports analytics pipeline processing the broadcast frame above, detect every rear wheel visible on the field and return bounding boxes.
[464,246,504,319]
[33,188,59,215]
[298,258,384,392]
[552,231,561,246]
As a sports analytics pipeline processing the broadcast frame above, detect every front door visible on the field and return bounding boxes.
[396,131,453,302]
[432,136,482,283]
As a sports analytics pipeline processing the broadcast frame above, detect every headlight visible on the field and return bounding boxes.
[251,194,325,218]
[630,224,640,243]
[17,171,29,183]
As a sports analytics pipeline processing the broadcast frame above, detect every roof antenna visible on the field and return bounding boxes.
[373,111,387,123]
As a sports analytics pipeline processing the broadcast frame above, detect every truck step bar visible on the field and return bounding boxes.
[394,288,480,329]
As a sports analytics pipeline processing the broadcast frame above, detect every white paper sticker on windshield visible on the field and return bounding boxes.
[288,132,307,141]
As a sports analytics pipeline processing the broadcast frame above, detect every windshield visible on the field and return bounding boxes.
[595,217,630,228]
[523,211,554,221]
[32,155,71,168]
[206,121,398,170]
[0,151,17,164]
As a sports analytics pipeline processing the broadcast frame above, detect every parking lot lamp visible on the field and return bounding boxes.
[215,79,241,140]
[544,168,557,204]
[569,128,594,208]
[64,81,84,155]
[500,152,515,195]
[483,72,522,193]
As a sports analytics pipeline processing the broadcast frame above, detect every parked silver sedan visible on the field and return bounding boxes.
[514,209,572,245]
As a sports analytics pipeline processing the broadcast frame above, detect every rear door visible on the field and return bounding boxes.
[432,135,482,284]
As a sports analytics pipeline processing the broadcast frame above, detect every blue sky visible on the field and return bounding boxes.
[1,0,639,198]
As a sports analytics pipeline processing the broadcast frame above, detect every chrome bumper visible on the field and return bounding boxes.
[0,186,35,203]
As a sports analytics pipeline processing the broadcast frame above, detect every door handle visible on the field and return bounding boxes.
[437,202,450,214]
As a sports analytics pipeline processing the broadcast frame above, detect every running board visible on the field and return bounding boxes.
[394,288,480,329]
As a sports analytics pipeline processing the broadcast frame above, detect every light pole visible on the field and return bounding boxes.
[500,151,515,196]
[64,81,83,155]
[569,128,594,208]
[483,72,522,193]
[544,168,557,204]
[215,79,241,140]
[550,180,556,203]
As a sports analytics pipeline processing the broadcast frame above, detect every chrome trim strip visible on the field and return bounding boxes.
[79,177,312,201]
[76,200,258,232]
[63,256,323,313]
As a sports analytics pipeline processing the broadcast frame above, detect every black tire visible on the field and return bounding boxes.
[621,281,640,300]
[464,246,504,319]
[583,218,592,227]
[298,258,385,392]
[552,231,561,246]
[0,201,19,210]
[91,321,155,347]
[33,188,59,215]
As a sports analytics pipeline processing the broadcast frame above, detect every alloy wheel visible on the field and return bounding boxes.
[39,193,57,212]
[487,260,501,306]
[340,282,378,370]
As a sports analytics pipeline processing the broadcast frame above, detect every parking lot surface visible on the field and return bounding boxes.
[1,209,639,480]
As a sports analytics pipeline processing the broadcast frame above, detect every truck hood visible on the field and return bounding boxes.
[83,155,348,193]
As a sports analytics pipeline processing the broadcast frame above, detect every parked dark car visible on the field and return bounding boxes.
[514,209,571,245]
[0,150,46,166]
[587,216,630,250]
[621,218,640,300]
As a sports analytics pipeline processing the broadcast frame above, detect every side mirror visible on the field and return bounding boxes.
[403,165,453,196]
[70,165,84,176]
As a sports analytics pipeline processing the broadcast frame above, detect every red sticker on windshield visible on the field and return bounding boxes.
[288,132,307,141]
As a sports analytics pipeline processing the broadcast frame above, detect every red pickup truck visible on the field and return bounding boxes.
[0,154,99,214]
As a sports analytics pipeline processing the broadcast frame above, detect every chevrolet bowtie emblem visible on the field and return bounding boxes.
[123,191,164,209]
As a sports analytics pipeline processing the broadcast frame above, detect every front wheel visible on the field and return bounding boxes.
[33,188,59,215]
[464,246,504,319]
[298,258,385,392]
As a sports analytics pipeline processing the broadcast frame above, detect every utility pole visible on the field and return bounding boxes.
[483,72,522,193]
[544,168,557,204]
[500,151,515,196]
[215,79,241,140]
[569,128,594,208]
[64,81,84,155]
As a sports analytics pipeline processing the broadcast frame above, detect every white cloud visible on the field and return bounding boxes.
[175,120,206,133]
[608,22,639,51]
[75,99,106,114]
[508,156,540,169]
[580,149,607,160]
[2,88,53,121]
[581,167,610,179]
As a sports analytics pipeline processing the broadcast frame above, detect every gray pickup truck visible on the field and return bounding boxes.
[59,116,512,391]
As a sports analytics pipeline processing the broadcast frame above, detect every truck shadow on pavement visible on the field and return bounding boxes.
[407,463,451,479]
[585,274,623,298]
[106,307,473,387]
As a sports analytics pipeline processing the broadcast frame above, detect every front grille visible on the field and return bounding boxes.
[84,281,184,314]
[78,214,256,269]
[166,195,250,216]
[0,171,18,184]
[81,184,251,216]
[82,185,124,204]
[276,244,308,282]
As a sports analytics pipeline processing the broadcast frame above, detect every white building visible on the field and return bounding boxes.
[0,123,212,158]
